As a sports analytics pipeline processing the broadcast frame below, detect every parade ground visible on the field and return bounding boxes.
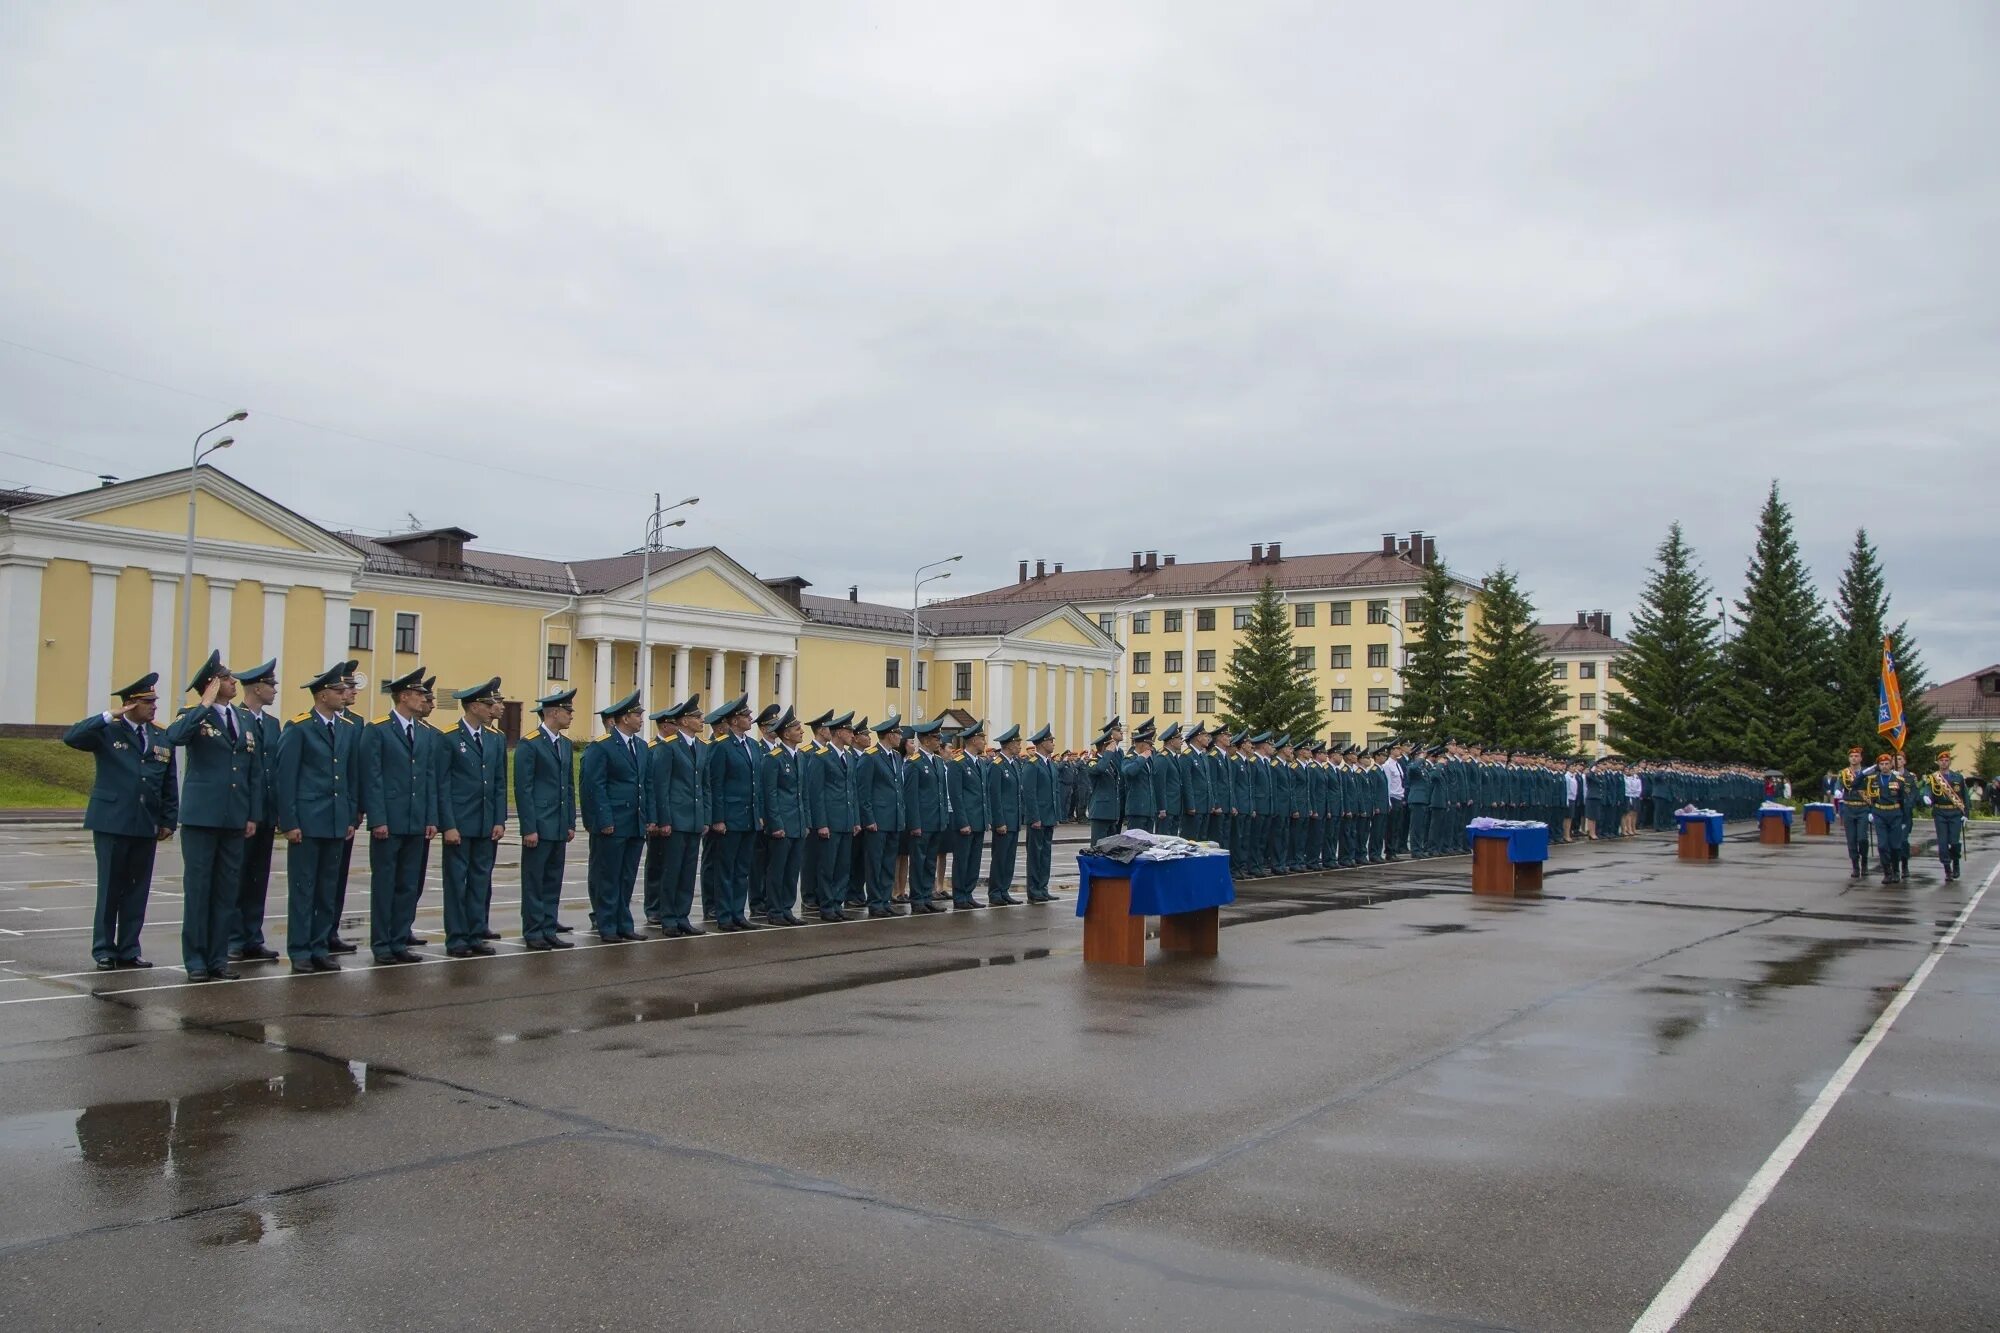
[2,823,1995,1331]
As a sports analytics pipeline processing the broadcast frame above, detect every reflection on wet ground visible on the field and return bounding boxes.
[1649,935,1893,1050]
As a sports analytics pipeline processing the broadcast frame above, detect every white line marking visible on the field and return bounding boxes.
[1630,856,1998,1333]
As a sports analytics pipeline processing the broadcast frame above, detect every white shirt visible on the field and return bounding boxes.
[1383,757,1405,799]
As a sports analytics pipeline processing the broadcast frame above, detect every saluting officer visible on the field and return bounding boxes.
[758,706,809,926]
[986,724,1024,906]
[230,659,283,962]
[642,694,707,937]
[65,673,177,971]
[440,678,509,957]
[361,667,438,964]
[857,714,907,918]
[805,711,861,922]
[1836,746,1872,878]
[165,650,263,981]
[584,690,650,941]
[515,688,579,949]
[1020,725,1062,903]
[702,694,764,932]
[1154,723,1186,838]
[1086,726,1123,841]
[275,664,361,972]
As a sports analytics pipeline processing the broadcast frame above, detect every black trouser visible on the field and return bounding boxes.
[90,831,154,964]
[231,823,275,951]
[762,834,802,918]
[988,827,1020,903]
[368,831,427,959]
[178,825,243,976]
[952,828,986,904]
[816,831,853,912]
[1025,825,1054,898]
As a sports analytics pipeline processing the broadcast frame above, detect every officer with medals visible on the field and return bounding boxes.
[275,663,361,972]
[986,724,1025,905]
[65,672,178,971]
[439,678,509,956]
[1922,748,1968,881]
[229,658,284,962]
[641,694,706,936]
[584,690,650,941]
[1020,724,1062,902]
[805,711,861,921]
[856,714,907,917]
[701,693,765,931]
[757,705,809,926]
[903,718,951,913]
[515,688,579,949]
[360,666,438,964]
[164,650,262,981]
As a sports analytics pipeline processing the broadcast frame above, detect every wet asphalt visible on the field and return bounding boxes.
[1,821,1996,1331]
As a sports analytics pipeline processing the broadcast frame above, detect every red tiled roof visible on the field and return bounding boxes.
[1534,623,1628,654]
[943,548,1468,607]
[1923,664,2000,720]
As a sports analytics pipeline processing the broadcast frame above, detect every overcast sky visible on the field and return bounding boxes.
[2,3,1993,680]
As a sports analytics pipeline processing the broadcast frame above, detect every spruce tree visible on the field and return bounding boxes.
[1383,552,1470,743]
[1720,481,1833,782]
[1216,579,1327,739]
[1885,620,1941,770]
[1603,522,1725,759]
[1830,529,1890,757]
[1463,565,1570,752]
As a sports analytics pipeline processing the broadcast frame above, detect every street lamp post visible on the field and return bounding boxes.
[177,411,247,695]
[1106,593,1155,728]
[636,494,699,713]
[910,554,962,720]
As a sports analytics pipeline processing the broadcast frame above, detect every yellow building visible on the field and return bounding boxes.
[1534,613,1628,756]
[1923,664,1999,776]
[939,534,1483,746]
[0,467,1117,745]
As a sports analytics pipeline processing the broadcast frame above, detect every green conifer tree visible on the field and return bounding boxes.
[1603,522,1725,759]
[1463,565,1570,752]
[1720,482,1833,781]
[1382,552,1470,744]
[1829,529,1941,768]
[1216,579,1327,739]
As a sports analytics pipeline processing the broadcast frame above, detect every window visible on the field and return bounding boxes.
[545,643,568,681]
[1232,606,1252,630]
[1294,647,1315,669]
[1367,643,1389,669]
[1294,603,1315,628]
[1366,731,1389,745]
[885,658,901,689]
[347,608,373,651]
[1329,601,1352,626]
[1195,691,1215,714]
[1331,689,1352,713]
[1580,723,1597,743]
[393,612,419,654]
[1130,692,1150,714]
[954,663,972,699]
[1164,650,1183,673]
[1579,662,1597,679]
[1196,609,1216,631]
[1404,598,1423,623]
[1330,730,1352,746]
[1162,691,1182,714]
[1196,650,1216,673]
[1131,652,1152,675]
[1579,693,1597,712]
[915,661,928,692]
[1131,612,1151,634]
[1555,695,1569,710]
[1366,599,1390,625]
[1098,613,1116,636]
[1330,645,1351,670]
[1367,688,1390,711]
[1551,662,1569,680]
[1164,609,1183,633]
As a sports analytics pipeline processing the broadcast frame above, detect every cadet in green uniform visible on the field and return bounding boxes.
[165,651,263,981]
[229,658,283,962]
[856,714,906,917]
[65,673,177,970]
[1121,720,1161,834]
[641,695,705,936]
[516,688,579,949]
[327,661,366,954]
[360,667,437,964]
[755,706,807,925]
[439,678,509,955]
[903,718,950,913]
[1922,748,1967,881]
[275,664,361,971]
[1020,724,1061,902]
[950,719,991,906]
[1154,723,1186,839]
[986,724,1025,904]
[1085,726,1123,842]
[585,690,651,940]
[805,711,860,921]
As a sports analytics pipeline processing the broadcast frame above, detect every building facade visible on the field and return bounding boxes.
[1923,664,2000,776]
[0,468,1117,744]
[1534,613,1628,756]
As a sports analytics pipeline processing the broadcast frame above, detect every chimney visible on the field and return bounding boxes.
[1132,551,1144,573]
[1053,562,1063,574]
[1594,611,1611,637]
[848,585,859,602]
[1162,554,1175,567]
[1577,611,1589,628]
[1423,537,1436,565]
[1266,542,1281,563]
[1018,560,1029,584]
[1251,543,1264,565]
[1145,550,1158,572]
[1408,531,1424,563]
[1381,533,1396,555]
[1034,559,1046,579]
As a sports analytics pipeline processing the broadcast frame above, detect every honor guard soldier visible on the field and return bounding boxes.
[1924,749,1968,881]
[439,678,509,956]
[904,719,951,913]
[327,661,366,954]
[1086,724,1124,841]
[65,672,177,970]
[986,724,1025,905]
[361,667,438,964]
[805,711,861,921]
[701,694,764,931]
[516,688,579,949]
[1020,725,1062,902]
[758,706,809,926]
[584,690,650,941]
[276,664,361,972]
[1836,746,1872,878]
[1862,753,1909,884]
[165,650,263,981]
[856,714,907,917]
[949,718,990,908]
[642,694,707,936]
[230,658,283,962]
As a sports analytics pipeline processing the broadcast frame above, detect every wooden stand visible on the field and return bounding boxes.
[1082,876,1147,966]
[1758,813,1791,846]
[1472,836,1543,895]
[1513,861,1544,893]
[1159,907,1219,957]
[1804,808,1831,836]
[1678,823,1718,861]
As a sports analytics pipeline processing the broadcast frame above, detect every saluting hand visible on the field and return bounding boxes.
[199,677,223,708]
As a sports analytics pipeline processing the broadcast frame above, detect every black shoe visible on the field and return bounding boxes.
[676,923,706,937]
[555,922,575,933]
[844,898,866,909]
[210,966,241,981]
[291,963,317,975]
[547,936,575,949]
[374,953,406,965]
[448,947,476,958]
[867,907,900,918]
[407,934,430,945]
[391,950,424,963]
[95,959,117,971]
[479,929,501,941]
[818,911,842,923]
[913,900,947,914]
[117,957,155,969]
[618,932,647,943]
[524,939,555,952]
[311,957,341,972]
[645,917,664,927]
[240,945,280,962]
[737,918,763,929]
[326,937,359,955]
[954,900,984,910]
[778,912,806,926]
[469,943,497,955]
[185,971,212,983]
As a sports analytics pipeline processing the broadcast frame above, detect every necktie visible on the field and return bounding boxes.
[471,726,483,755]
[221,707,236,742]
[132,721,146,750]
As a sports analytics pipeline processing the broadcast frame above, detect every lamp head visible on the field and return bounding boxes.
[210,437,235,451]
[227,410,248,423]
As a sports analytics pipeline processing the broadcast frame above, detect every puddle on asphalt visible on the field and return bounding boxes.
[197,1198,322,1247]
[492,947,1055,1045]
[1651,936,1886,1050]
[1408,923,1477,936]
[1225,885,1458,929]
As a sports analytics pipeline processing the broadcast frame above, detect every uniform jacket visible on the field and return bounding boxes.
[1154,748,1185,818]
[986,753,1023,830]
[643,731,704,833]
[758,744,808,838]
[1086,750,1123,821]
[583,730,647,838]
[904,750,949,832]
[64,712,179,837]
[166,701,264,828]
[949,751,989,831]
[805,744,859,832]
[1121,752,1160,818]
[440,719,508,834]
[514,725,577,841]
[360,712,438,835]
[856,743,905,833]
[702,730,763,832]
[1018,751,1061,826]
[275,711,359,837]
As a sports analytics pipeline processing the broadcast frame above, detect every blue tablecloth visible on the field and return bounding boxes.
[1803,803,1836,817]
[1759,807,1795,828]
[1677,812,1726,846]
[1076,854,1236,918]
[1465,824,1549,863]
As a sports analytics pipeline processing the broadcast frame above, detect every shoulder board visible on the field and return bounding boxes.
[419,719,437,730]
[862,744,879,755]
[486,725,502,735]
[291,710,314,723]
[374,714,391,725]
[338,714,356,724]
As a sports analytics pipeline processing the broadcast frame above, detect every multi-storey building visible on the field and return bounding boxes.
[1534,612,1628,755]
[1924,664,2000,775]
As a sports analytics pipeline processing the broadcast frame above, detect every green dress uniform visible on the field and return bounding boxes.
[1085,743,1122,843]
[949,729,990,907]
[805,735,859,920]
[1863,766,1913,884]
[856,719,906,915]
[585,697,650,939]
[986,731,1024,904]
[516,698,579,946]
[64,678,178,968]
[231,674,284,961]
[701,696,765,930]
[1019,731,1061,902]
[164,652,264,980]
[275,677,361,968]
[902,723,951,912]
[439,683,509,954]
[757,725,808,925]
[641,698,705,934]
[359,687,439,963]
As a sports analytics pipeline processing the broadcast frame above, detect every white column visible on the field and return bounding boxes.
[261,584,289,664]
[148,572,177,681]
[322,589,352,666]
[207,578,236,664]
[985,660,1006,730]
[1042,664,1055,732]
[0,558,46,723]
[1082,669,1095,736]
[673,645,691,699]
[86,565,120,706]
[707,650,724,702]
[1183,610,1197,720]
[1065,667,1078,749]
[1024,663,1038,736]
[745,653,763,715]
[593,638,614,735]
[778,653,795,708]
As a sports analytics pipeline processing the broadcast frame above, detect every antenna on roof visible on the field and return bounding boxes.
[404,512,423,530]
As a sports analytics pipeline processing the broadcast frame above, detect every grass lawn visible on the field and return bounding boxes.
[0,738,95,809]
